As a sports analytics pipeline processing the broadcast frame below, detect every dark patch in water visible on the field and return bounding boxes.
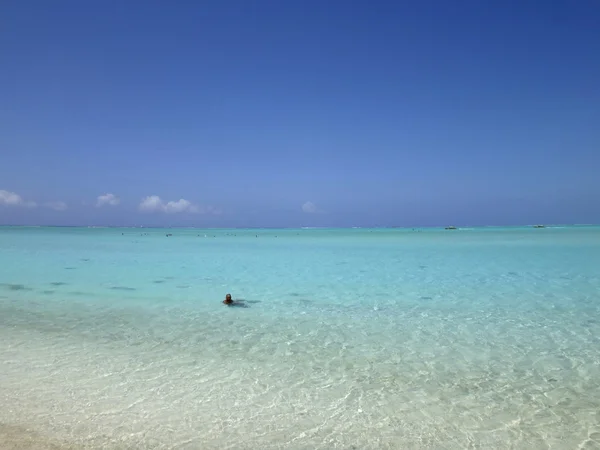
[50,282,68,286]
[153,280,165,284]
[289,293,301,297]
[69,291,88,296]
[547,378,557,382]
[419,265,427,269]
[81,258,90,262]
[238,299,261,304]
[64,267,76,270]
[110,286,136,291]
[1,283,31,291]
[42,290,55,295]
[508,272,519,276]
[420,296,433,300]
[225,301,249,308]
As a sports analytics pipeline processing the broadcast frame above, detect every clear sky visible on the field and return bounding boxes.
[1,0,599,227]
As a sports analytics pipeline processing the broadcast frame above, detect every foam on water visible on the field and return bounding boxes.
[1,226,600,449]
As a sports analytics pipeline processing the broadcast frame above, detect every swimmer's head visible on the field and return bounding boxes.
[224,293,233,304]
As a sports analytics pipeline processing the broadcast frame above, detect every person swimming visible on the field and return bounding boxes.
[223,293,248,307]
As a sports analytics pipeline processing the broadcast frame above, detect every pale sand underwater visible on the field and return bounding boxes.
[0,424,73,450]
[1,227,600,449]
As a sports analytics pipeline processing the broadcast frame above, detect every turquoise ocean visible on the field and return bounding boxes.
[1,226,600,449]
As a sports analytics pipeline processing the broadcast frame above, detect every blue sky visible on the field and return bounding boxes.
[1,1,599,227]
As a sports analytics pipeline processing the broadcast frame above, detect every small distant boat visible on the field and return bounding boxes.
[533,225,545,229]
[445,226,457,230]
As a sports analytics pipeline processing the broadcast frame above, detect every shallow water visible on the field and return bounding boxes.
[1,226,600,449]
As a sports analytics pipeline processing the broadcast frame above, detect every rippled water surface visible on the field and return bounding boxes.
[1,226,600,449]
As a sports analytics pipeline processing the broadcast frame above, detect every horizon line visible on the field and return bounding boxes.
[0,224,597,230]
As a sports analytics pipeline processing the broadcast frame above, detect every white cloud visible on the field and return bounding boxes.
[0,190,36,207]
[45,201,68,211]
[96,193,120,207]
[139,195,200,214]
[302,201,317,213]
[0,190,23,206]
[164,199,196,213]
